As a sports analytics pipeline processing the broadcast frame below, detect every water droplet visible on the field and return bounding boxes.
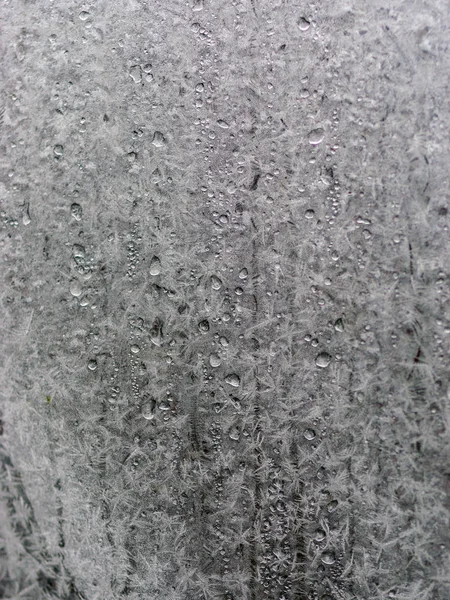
[308,128,325,146]
[141,402,154,420]
[297,17,311,31]
[69,279,82,297]
[219,336,229,346]
[152,131,165,147]
[315,352,331,368]
[72,244,85,259]
[198,319,210,333]
[192,0,204,11]
[235,287,243,296]
[22,203,31,225]
[304,428,316,440]
[327,499,338,513]
[334,318,344,332]
[149,256,161,276]
[79,10,90,20]
[219,214,229,224]
[70,203,82,221]
[209,353,221,368]
[321,550,336,565]
[305,209,315,219]
[87,359,97,371]
[314,528,326,541]
[130,344,140,354]
[238,268,248,280]
[54,144,64,156]
[229,426,240,441]
[217,119,229,129]
[129,65,142,83]
[211,275,223,290]
[225,373,240,388]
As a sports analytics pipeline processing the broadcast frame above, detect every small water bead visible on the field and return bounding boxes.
[149,256,161,276]
[54,144,64,156]
[238,268,248,280]
[315,352,331,368]
[321,551,336,565]
[235,287,243,296]
[225,373,240,388]
[70,203,82,220]
[308,128,325,146]
[303,428,316,440]
[219,214,229,224]
[219,336,229,346]
[152,131,166,147]
[87,359,97,371]
[130,344,140,354]
[209,353,221,367]
[217,119,229,129]
[69,279,82,297]
[198,319,210,333]
[79,10,90,20]
[211,275,223,290]
[305,209,315,219]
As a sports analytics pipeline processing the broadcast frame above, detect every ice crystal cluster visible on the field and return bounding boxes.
[1,1,449,599]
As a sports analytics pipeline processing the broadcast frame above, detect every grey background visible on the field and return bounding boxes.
[1,1,449,599]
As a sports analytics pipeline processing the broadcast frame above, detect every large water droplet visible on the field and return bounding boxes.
[130,344,140,354]
[211,275,223,290]
[141,402,154,420]
[229,426,240,441]
[152,131,166,147]
[297,17,311,31]
[209,353,221,368]
[71,203,82,221]
[225,373,240,388]
[87,359,97,371]
[334,318,344,332]
[129,65,142,83]
[327,499,338,513]
[315,352,331,368]
[239,268,248,280]
[217,119,229,129]
[308,128,325,146]
[304,428,316,440]
[321,550,336,565]
[23,203,31,225]
[150,256,161,276]
[69,279,82,297]
[198,319,210,333]
[314,528,326,541]
[72,244,85,259]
